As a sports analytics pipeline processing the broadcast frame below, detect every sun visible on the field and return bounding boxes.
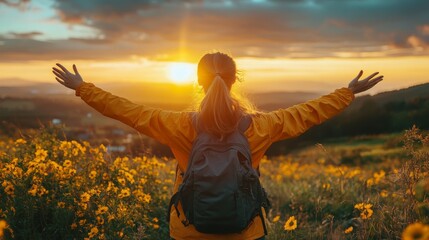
[167,62,195,84]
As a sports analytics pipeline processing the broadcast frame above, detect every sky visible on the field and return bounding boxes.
[0,0,428,94]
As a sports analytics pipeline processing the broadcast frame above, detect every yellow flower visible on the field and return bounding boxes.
[37,186,48,196]
[380,190,389,198]
[2,180,14,196]
[88,226,99,238]
[117,177,126,186]
[28,184,38,196]
[57,202,66,208]
[63,160,72,168]
[124,172,134,184]
[366,178,374,187]
[284,216,297,231]
[89,171,97,179]
[272,215,280,223]
[344,226,353,234]
[153,217,159,223]
[322,183,331,190]
[118,188,131,199]
[81,192,91,203]
[153,224,160,229]
[143,193,151,203]
[79,219,86,226]
[96,216,104,225]
[354,203,365,210]
[102,173,109,181]
[0,219,8,237]
[96,205,108,215]
[360,208,373,220]
[71,223,77,229]
[402,222,429,240]
[15,138,26,144]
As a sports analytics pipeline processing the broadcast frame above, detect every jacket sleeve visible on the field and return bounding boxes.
[257,87,355,143]
[75,82,192,146]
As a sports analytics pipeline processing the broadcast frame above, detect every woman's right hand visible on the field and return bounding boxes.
[52,63,84,90]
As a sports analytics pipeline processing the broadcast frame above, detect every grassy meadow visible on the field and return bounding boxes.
[0,126,428,239]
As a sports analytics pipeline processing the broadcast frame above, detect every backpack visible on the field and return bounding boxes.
[167,113,271,234]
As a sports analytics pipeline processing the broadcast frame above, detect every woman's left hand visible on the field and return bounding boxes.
[52,63,84,90]
[348,70,383,94]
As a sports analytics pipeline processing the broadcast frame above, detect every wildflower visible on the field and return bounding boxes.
[153,224,160,229]
[88,226,99,238]
[361,208,373,219]
[96,216,104,225]
[402,222,429,240]
[28,184,38,196]
[118,188,131,198]
[96,205,108,215]
[153,217,159,223]
[380,190,389,198]
[35,149,48,161]
[272,215,280,223]
[0,219,8,237]
[102,173,109,181]
[322,183,331,190]
[344,226,353,234]
[63,160,72,168]
[284,216,297,231]
[373,170,385,184]
[81,192,91,203]
[355,202,373,220]
[57,202,66,208]
[71,223,77,229]
[2,181,14,196]
[143,193,151,203]
[354,203,365,210]
[79,219,86,226]
[124,172,134,184]
[15,138,26,144]
[89,171,97,179]
[117,177,126,186]
[366,178,374,187]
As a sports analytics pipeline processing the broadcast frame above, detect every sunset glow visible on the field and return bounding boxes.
[0,0,428,94]
[167,62,196,84]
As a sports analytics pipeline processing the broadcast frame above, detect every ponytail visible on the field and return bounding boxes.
[198,74,243,139]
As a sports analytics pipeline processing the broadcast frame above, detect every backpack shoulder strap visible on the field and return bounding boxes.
[238,114,252,134]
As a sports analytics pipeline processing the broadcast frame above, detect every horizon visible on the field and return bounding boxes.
[1,0,429,95]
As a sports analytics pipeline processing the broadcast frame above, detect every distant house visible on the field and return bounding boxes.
[0,98,35,111]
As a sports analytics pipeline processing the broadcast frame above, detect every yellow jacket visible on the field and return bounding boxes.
[76,82,355,240]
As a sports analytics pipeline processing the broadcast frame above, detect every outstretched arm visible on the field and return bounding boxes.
[256,71,383,143]
[52,63,193,146]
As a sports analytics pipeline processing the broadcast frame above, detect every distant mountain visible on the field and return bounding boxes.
[0,79,322,110]
[1,78,428,111]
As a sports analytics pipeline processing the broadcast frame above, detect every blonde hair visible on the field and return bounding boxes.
[196,52,256,139]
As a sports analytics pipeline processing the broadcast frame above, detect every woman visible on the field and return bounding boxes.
[52,52,383,240]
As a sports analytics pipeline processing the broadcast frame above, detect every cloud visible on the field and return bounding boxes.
[0,0,29,8]
[1,0,428,61]
[8,31,43,39]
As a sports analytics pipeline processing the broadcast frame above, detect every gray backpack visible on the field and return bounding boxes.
[167,113,271,234]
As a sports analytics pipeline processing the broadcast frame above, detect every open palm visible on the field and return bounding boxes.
[52,63,84,90]
[348,70,383,94]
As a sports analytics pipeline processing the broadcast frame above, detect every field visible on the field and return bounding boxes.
[0,126,428,240]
